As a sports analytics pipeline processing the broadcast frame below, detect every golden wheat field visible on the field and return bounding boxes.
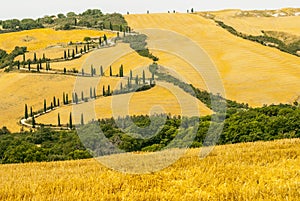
[0,138,299,200]
[36,82,212,126]
[0,28,115,52]
[125,13,300,106]
[209,10,300,36]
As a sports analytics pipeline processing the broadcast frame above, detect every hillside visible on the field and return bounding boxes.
[125,13,300,107]
[0,139,299,200]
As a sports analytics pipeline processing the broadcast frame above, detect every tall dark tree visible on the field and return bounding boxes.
[33,52,37,62]
[109,22,113,30]
[90,87,93,98]
[24,104,28,119]
[75,46,78,54]
[23,54,26,63]
[17,61,20,70]
[28,60,31,71]
[75,92,78,104]
[103,34,107,45]
[84,45,86,53]
[119,64,124,77]
[72,49,75,58]
[142,70,146,84]
[42,53,46,61]
[127,77,131,89]
[103,85,105,96]
[32,115,36,128]
[64,50,67,59]
[37,63,40,72]
[58,113,61,126]
[50,102,53,110]
[91,65,94,76]
[130,70,133,80]
[68,49,70,58]
[119,25,123,32]
[63,92,66,104]
[109,66,112,76]
[66,93,69,104]
[53,96,56,107]
[64,68,66,74]
[82,69,84,76]
[69,112,73,129]
[81,91,84,101]
[99,37,102,45]
[93,88,96,98]
[57,98,60,106]
[81,113,84,125]
[44,99,47,112]
[135,75,139,85]
[107,85,111,96]
[191,8,194,13]
[120,82,123,90]
[100,66,104,76]
[30,106,33,117]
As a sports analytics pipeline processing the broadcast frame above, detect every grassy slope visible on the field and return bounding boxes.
[125,13,300,107]
[0,28,115,53]
[0,138,299,200]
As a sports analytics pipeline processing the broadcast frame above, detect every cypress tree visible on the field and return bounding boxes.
[143,70,146,84]
[93,88,96,98]
[119,25,123,32]
[44,99,46,112]
[72,49,75,58]
[28,60,31,71]
[68,49,70,58]
[91,65,94,76]
[57,98,60,106]
[30,106,33,117]
[100,66,103,76]
[103,86,105,96]
[66,93,69,104]
[82,69,84,76]
[32,115,36,128]
[33,52,37,62]
[99,37,102,45]
[109,66,112,76]
[50,102,53,110]
[120,83,123,91]
[24,104,28,119]
[23,54,26,63]
[69,112,73,129]
[119,64,124,77]
[130,70,133,80]
[81,113,84,125]
[135,75,139,85]
[17,61,20,70]
[90,87,93,98]
[39,59,42,69]
[107,85,111,96]
[87,44,90,51]
[84,45,86,52]
[75,46,78,54]
[64,68,66,74]
[53,96,56,107]
[37,63,40,72]
[42,53,46,61]
[110,22,113,30]
[103,34,107,45]
[80,48,83,54]
[127,77,131,89]
[117,32,120,38]
[64,50,67,59]
[58,113,61,126]
[81,91,84,101]
[72,93,75,103]
[63,92,66,104]
[75,92,78,104]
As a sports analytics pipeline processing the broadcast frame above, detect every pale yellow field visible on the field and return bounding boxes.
[125,13,300,106]
[0,138,299,200]
[212,13,300,36]
[0,28,115,52]
[36,82,212,126]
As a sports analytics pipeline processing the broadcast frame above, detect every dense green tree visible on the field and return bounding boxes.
[135,75,139,85]
[100,66,104,76]
[63,92,66,104]
[64,50,67,59]
[72,49,75,58]
[82,69,84,76]
[64,68,66,74]
[93,88,96,98]
[109,22,113,30]
[103,85,105,96]
[130,70,133,80]
[103,34,107,45]
[119,64,124,77]
[33,53,37,62]
[66,93,69,104]
[91,65,94,76]
[53,96,56,107]
[17,61,20,70]
[30,107,33,117]
[90,87,93,98]
[81,91,84,101]
[107,85,111,96]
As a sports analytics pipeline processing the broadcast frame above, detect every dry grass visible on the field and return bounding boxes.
[0,138,299,200]
[125,13,300,107]
[0,28,115,53]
